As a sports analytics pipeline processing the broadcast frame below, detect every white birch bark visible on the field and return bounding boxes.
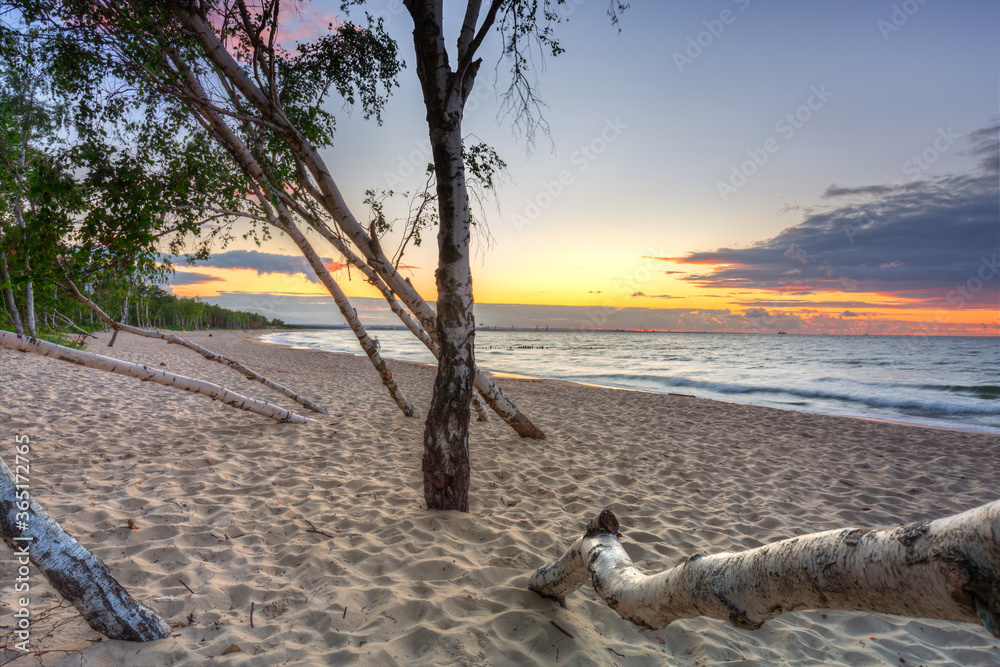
[529,503,1000,637]
[162,53,416,418]
[13,82,36,338]
[268,206,417,418]
[0,251,23,335]
[0,457,171,641]
[0,330,313,424]
[172,7,542,439]
[62,281,328,413]
[289,211,492,422]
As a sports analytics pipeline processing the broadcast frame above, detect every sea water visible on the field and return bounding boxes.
[264,330,1000,433]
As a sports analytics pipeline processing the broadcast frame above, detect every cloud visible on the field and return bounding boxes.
[167,272,225,286]
[178,250,345,283]
[963,119,999,174]
[660,125,999,308]
[840,310,862,318]
[823,183,897,198]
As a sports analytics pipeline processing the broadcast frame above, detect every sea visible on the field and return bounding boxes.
[263,329,1000,433]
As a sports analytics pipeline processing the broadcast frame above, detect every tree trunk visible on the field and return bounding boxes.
[530,503,1000,637]
[0,330,313,424]
[270,210,417,417]
[401,2,480,511]
[173,6,543,441]
[161,53,415,418]
[0,251,23,336]
[0,457,170,641]
[421,124,475,511]
[62,282,328,414]
[10,208,35,338]
[108,328,119,347]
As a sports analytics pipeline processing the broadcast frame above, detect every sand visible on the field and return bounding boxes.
[1,329,998,666]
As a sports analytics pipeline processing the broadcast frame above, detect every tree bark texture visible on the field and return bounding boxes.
[270,210,417,418]
[0,330,313,424]
[405,3,477,511]
[529,503,1000,637]
[0,251,23,336]
[163,55,415,418]
[0,457,171,641]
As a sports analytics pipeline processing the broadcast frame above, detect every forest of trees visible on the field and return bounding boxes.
[0,279,287,341]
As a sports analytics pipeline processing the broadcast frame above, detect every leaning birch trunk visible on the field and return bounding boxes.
[163,56,415,419]
[294,215,490,421]
[0,331,313,424]
[0,251,23,336]
[0,457,170,641]
[174,7,541,439]
[62,281,327,413]
[267,207,417,418]
[10,208,34,338]
[529,503,1000,637]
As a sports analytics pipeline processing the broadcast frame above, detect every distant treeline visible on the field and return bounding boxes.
[0,281,287,335]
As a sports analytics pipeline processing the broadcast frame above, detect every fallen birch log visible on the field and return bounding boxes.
[0,330,313,424]
[0,457,170,641]
[62,281,328,413]
[529,502,1000,637]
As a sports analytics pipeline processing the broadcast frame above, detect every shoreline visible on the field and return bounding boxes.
[2,330,998,666]
[260,330,1000,436]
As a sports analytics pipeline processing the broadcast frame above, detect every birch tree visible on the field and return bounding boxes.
[530,503,1000,638]
[15,0,601,510]
[0,330,314,423]
[62,279,329,413]
[0,457,171,642]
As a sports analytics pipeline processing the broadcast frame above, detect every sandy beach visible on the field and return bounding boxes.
[1,329,997,666]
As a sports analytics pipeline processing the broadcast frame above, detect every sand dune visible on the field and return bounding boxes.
[1,330,997,666]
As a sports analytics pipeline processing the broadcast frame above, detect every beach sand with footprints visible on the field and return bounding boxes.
[1,330,998,665]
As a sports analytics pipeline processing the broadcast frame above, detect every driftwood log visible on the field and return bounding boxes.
[0,330,313,424]
[0,457,170,641]
[530,502,1000,637]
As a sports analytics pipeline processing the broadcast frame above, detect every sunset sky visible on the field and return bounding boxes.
[168,0,1000,335]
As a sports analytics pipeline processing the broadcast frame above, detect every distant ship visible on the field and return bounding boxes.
[777,331,787,335]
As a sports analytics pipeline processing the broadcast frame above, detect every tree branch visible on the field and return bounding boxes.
[530,504,1000,636]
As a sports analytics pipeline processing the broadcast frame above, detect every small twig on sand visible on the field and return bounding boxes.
[303,519,336,539]
[179,578,195,595]
[342,606,347,619]
[250,602,255,629]
[550,620,575,638]
[607,647,624,657]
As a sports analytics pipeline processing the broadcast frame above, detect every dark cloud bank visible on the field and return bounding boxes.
[665,123,1000,310]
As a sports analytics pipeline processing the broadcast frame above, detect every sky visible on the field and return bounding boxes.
[167,0,1000,335]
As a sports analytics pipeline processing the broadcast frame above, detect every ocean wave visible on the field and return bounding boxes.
[561,373,1000,416]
